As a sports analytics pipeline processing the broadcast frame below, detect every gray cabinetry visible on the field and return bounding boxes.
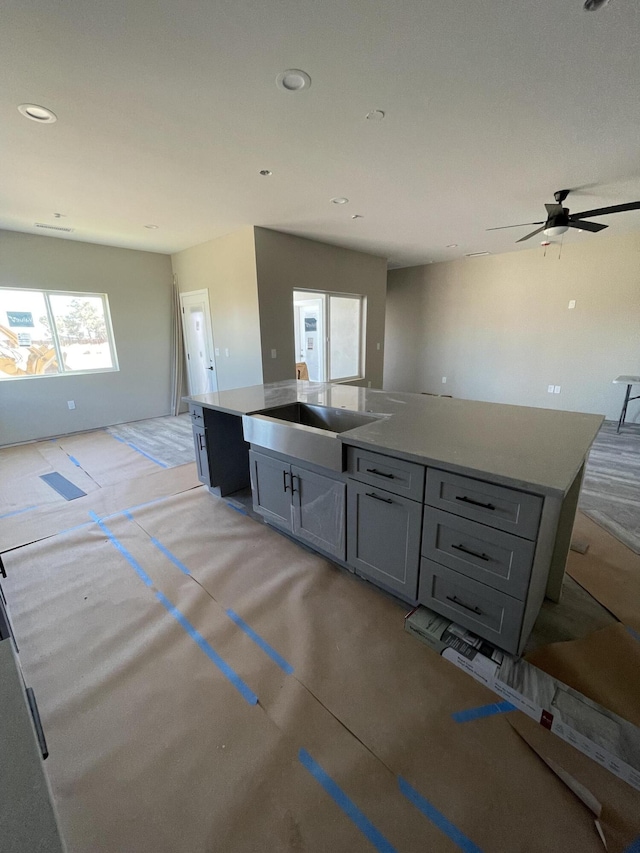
[189,404,212,487]
[249,450,346,560]
[291,465,346,558]
[347,447,425,502]
[347,479,422,600]
[419,467,545,654]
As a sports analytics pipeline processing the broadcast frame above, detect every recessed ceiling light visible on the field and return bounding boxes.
[351,214,363,220]
[365,110,385,121]
[446,243,458,248]
[53,213,66,218]
[18,103,57,123]
[331,197,349,205]
[276,69,311,92]
[144,224,159,229]
[259,169,272,176]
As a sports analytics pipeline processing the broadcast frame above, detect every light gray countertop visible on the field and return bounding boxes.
[185,381,604,497]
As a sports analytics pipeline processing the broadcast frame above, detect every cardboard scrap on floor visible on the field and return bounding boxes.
[3,487,639,853]
[405,605,640,791]
[526,623,640,730]
[568,511,640,632]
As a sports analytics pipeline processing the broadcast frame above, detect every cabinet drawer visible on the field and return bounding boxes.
[418,560,524,653]
[347,447,425,501]
[421,507,535,599]
[189,403,205,423]
[425,469,542,540]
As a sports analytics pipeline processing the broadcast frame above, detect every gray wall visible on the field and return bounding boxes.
[254,227,388,387]
[0,230,174,445]
[171,227,264,392]
[384,230,640,422]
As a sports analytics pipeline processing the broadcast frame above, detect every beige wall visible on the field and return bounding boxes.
[0,230,174,446]
[171,227,263,391]
[384,230,640,422]
[254,227,388,387]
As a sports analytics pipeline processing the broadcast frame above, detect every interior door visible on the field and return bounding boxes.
[180,290,218,395]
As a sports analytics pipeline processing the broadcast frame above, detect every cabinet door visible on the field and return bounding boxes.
[347,480,421,600]
[291,465,346,560]
[192,425,212,487]
[249,451,292,530]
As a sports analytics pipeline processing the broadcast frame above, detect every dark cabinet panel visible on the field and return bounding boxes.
[347,480,421,600]
[249,451,292,530]
[291,465,346,560]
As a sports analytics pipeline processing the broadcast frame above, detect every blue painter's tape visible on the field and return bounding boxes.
[68,455,82,468]
[626,626,640,644]
[0,505,39,520]
[57,521,93,537]
[155,591,258,706]
[150,537,191,576]
[111,434,126,443]
[299,749,399,853]
[122,510,134,521]
[40,472,86,501]
[89,511,154,587]
[398,777,484,853]
[127,442,168,468]
[226,609,294,675]
[451,701,516,723]
[226,502,248,516]
[624,839,640,853]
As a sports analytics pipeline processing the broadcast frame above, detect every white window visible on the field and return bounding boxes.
[0,288,118,380]
[293,290,365,382]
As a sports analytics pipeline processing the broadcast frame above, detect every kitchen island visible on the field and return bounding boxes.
[185,381,603,655]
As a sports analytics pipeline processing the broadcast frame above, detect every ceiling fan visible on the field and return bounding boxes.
[487,189,640,243]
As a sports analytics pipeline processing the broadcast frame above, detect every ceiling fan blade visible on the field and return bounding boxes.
[516,225,546,243]
[571,201,640,219]
[568,220,608,233]
[545,203,563,216]
[486,221,544,232]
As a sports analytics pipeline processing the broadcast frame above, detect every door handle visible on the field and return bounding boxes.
[197,433,205,451]
[451,543,490,562]
[366,492,393,504]
[446,595,483,616]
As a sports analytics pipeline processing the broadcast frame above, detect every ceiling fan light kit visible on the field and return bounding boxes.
[487,188,640,244]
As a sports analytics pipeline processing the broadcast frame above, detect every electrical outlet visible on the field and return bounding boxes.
[67,400,76,410]
[367,381,372,388]
[271,349,277,359]
[442,376,447,384]
[376,342,381,351]
[568,300,576,310]
[554,385,561,394]
[224,348,230,358]
[547,385,554,393]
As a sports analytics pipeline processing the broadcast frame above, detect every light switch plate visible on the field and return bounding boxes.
[67,400,76,410]
[554,385,561,394]
[568,300,576,310]
[548,385,554,393]
[271,349,277,359]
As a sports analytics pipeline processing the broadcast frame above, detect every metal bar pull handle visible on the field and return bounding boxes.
[451,543,490,562]
[366,492,393,504]
[197,433,205,451]
[366,468,395,479]
[290,474,299,495]
[26,687,49,760]
[455,495,496,511]
[283,470,290,493]
[446,595,483,616]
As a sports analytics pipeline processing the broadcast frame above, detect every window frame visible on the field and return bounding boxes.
[0,286,119,381]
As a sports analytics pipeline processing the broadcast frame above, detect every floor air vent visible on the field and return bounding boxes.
[34,223,75,233]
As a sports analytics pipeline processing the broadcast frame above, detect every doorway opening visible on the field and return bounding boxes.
[293,290,365,383]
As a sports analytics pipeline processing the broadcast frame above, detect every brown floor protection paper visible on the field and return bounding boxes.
[568,511,640,632]
[55,430,164,486]
[526,623,640,729]
[5,488,637,852]
[0,463,200,553]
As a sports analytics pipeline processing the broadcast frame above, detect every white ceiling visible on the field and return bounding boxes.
[2,0,640,267]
